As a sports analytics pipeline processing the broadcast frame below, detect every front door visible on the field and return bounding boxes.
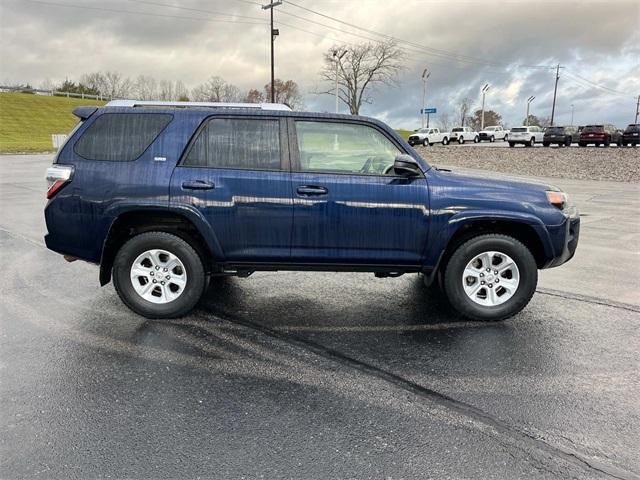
[289,119,430,266]
[170,116,292,262]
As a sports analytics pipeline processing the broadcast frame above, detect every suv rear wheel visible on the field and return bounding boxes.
[113,232,206,318]
[443,234,537,321]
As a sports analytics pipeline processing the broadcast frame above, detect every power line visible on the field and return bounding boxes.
[564,70,635,98]
[282,0,554,70]
[18,0,266,25]
[127,0,265,21]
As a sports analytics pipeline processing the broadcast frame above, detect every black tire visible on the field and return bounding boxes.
[442,137,449,145]
[543,142,550,147]
[423,138,429,147]
[509,142,515,148]
[113,232,207,319]
[565,137,571,147]
[603,137,610,147]
[459,137,465,144]
[490,135,495,143]
[442,234,538,321]
[474,136,480,143]
[579,142,586,147]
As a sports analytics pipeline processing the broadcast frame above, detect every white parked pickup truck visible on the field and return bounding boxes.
[408,127,450,146]
[478,125,509,142]
[450,126,479,144]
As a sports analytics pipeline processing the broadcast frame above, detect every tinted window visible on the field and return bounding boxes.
[452,128,463,132]
[183,118,281,170]
[625,124,640,133]
[74,113,172,161]
[511,127,526,132]
[295,121,402,175]
[583,125,604,133]
[546,127,564,134]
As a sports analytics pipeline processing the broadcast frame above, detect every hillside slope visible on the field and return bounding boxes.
[0,93,106,153]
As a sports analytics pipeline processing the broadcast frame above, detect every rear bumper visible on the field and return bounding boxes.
[544,208,580,268]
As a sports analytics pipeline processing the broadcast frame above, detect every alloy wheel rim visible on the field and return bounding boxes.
[462,250,520,307]
[130,249,188,304]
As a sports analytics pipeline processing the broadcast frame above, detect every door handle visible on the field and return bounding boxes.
[297,185,328,196]
[182,180,215,190]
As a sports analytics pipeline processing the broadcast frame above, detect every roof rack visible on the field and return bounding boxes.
[105,100,292,111]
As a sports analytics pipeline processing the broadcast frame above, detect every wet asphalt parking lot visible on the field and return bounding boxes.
[1,154,639,479]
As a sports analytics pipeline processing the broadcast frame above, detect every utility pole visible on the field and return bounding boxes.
[262,1,281,103]
[333,50,346,113]
[550,64,563,126]
[421,68,430,128]
[570,104,574,126]
[481,83,490,130]
[526,96,535,126]
[635,95,639,124]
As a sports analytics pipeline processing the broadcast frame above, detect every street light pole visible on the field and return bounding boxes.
[481,84,490,130]
[421,68,430,128]
[262,1,282,103]
[526,96,535,126]
[570,103,575,126]
[333,50,346,113]
[635,95,639,124]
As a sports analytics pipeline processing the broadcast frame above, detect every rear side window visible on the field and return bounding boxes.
[183,118,281,170]
[74,113,172,161]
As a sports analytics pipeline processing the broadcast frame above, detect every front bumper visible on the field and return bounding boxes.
[545,207,580,268]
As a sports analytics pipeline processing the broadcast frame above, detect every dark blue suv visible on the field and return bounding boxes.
[45,100,580,321]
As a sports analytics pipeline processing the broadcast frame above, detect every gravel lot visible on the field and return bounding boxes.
[416,145,639,182]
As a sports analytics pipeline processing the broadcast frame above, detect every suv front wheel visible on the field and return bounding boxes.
[443,234,538,321]
[113,232,206,318]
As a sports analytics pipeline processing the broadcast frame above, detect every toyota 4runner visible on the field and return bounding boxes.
[45,101,580,321]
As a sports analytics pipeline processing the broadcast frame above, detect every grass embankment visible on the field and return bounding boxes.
[395,129,413,141]
[0,93,106,153]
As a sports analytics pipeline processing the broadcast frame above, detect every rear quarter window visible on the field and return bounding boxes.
[74,113,173,161]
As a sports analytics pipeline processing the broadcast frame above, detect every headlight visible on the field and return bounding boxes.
[546,190,568,210]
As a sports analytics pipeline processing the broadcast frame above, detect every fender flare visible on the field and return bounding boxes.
[99,202,225,285]
[423,210,554,286]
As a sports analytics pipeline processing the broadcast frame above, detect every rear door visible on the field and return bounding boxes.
[288,119,430,265]
[170,116,292,262]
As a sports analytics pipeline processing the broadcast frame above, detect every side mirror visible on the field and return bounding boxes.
[393,154,422,177]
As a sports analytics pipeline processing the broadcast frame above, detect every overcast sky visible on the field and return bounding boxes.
[1,0,638,129]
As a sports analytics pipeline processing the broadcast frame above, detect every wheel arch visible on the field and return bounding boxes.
[99,207,222,286]
[426,216,551,286]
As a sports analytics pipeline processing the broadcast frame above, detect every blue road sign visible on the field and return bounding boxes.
[421,108,437,114]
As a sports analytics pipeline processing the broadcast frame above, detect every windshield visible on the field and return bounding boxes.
[511,127,527,132]
[583,125,604,133]
[485,127,497,131]
[452,128,463,132]
[417,128,429,133]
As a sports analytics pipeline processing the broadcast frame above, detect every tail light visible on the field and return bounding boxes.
[46,165,74,199]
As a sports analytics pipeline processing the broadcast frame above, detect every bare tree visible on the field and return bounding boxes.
[243,88,265,103]
[134,75,158,100]
[102,71,132,99]
[457,97,473,127]
[191,76,241,102]
[264,79,303,109]
[320,40,404,115]
[79,72,106,96]
[437,111,451,132]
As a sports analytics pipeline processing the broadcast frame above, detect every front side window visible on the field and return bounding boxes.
[295,121,402,175]
[74,113,172,161]
[183,118,281,170]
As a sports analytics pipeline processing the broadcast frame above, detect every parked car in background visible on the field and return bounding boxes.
[620,124,639,146]
[450,126,479,144]
[508,126,544,147]
[578,124,622,147]
[44,100,579,321]
[542,126,580,147]
[478,125,509,142]
[408,127,450,146]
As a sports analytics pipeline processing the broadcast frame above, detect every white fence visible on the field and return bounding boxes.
[0,85,116,101]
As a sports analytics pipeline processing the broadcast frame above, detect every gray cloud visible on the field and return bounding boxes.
[1,0,638,128]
